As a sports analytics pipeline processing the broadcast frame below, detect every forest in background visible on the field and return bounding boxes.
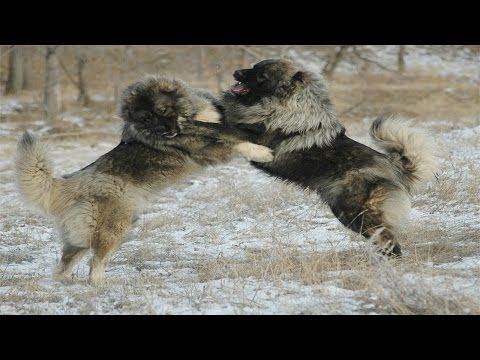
[2,45,479,121]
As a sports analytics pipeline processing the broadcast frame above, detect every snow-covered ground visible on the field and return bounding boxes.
[1,46,479,314]
[1,111,479,314]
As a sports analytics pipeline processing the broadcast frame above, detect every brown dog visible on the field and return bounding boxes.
[15,76,273,285]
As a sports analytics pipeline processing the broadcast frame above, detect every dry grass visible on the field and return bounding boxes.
[196,246,369,285]
[331,72,480,128]
[196,244,480,314]
[1,66,479,314]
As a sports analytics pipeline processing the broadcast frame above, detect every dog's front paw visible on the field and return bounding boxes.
[373,239,402,258]
[251,146,274,162]
[370,227,402,258]
[234,142,274,162]
[193,108,222,123]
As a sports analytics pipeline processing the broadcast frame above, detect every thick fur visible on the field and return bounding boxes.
[15,75,273,286]
[222,59,438,256]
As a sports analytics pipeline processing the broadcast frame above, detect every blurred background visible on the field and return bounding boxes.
[1,45,479,136]
[1,45,479,314]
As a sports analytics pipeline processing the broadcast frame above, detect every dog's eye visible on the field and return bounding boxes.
[256,73,269,83]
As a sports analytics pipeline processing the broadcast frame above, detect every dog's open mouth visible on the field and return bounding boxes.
[231,82,251,96]
[161,131,178,138]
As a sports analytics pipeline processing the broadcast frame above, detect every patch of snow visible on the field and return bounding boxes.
[0,99,23,115]
[1,94,480,314]
[62,115,85,127]
[0,122,17,136]
[435,256,480,270]
[91,94,114,102]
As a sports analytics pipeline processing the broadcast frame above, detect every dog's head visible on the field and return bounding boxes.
[229,59,301,103]
[120,76,196,139]
[222,59,344,150]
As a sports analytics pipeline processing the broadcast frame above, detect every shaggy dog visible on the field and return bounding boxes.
[221,59,437,256]
[15,76,273,285]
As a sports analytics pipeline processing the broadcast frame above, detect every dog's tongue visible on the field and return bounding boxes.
[231,83,250,95]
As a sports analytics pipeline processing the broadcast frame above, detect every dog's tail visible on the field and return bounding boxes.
[370,116,438,194]
[15,131,61,214]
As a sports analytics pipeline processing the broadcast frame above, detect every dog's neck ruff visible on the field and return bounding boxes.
[262,72,345,153]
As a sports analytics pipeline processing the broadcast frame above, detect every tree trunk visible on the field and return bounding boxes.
[0,46,3,86]
[197,46,206,82]
[397,45,406,74]
[215,57,224,94]
[322,45,349,78]
[22,46,34,90]
[215,46,228,93]
[5,46,24,95]
[76,52,90,106]
[44,46,60,120]
[114,45,131,106]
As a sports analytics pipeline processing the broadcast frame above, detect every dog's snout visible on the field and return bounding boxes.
[234,69,248,80]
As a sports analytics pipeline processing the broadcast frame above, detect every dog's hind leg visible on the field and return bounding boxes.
[367,226,401,257]
[88,212,131,286]
[361,185,411,257]
[53,244,89,283]
[89,235,125,287]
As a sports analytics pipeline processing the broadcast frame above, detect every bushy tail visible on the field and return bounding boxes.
[370,116,438,194]
[15,131,57,213]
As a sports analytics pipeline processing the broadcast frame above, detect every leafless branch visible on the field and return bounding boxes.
[237,45,264,61]
[352,46,396,73]
[322,45,350,78]
[57,57,80,88]
[338,97,366,117]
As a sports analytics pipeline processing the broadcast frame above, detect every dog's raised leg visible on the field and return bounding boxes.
[233,142,274,162]
[369,226,402,257]
[53,244,89,283]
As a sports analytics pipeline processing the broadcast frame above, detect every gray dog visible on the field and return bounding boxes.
[221,59,438,256]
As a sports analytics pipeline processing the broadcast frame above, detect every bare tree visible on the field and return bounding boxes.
[76,51,90,106]
[398,45,406,74]
[0,46,2,86]
[5,46,24,95]
[352,46,395,73]
[197,46,206,82]
[22,46,34,90]
[44,46,60,120]
[322,45,350,78]
[114,45,131,106]
[214,46,231,93]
